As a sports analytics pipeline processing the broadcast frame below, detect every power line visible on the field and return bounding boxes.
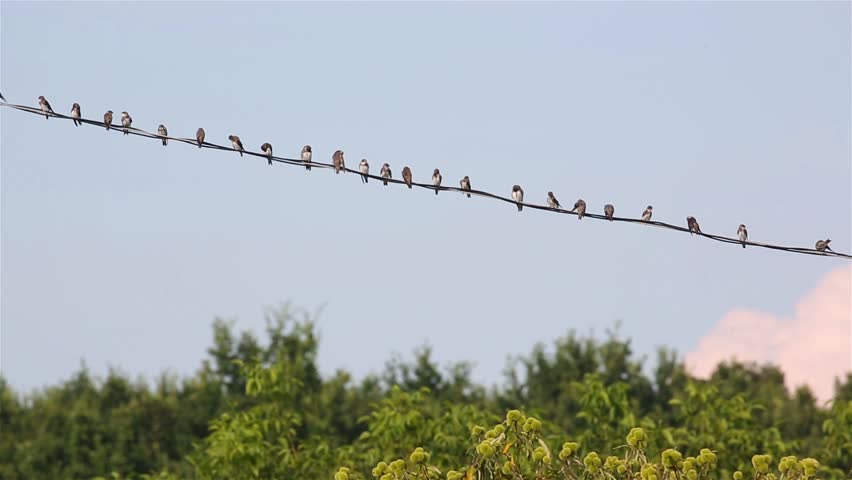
[2,100,848,261]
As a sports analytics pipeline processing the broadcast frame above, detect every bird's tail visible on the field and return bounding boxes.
[162,139,167,146]
[106,124,110,131]
[268,157,272,166]
[383,179,388,186]
[466,193,471,198]
[435,188,438,196]
[742,243,746,249]
[407,183,412,189]
[517,204,522,212]
[306,163,312,171]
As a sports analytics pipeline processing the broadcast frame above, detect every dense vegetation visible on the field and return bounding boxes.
[1,307,850,480]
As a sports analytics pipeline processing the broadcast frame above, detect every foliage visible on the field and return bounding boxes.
[1,306,849,480]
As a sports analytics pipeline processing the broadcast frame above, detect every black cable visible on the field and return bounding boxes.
[2,101,848,260]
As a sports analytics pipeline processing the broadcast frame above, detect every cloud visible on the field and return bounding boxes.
[686,266,852,404]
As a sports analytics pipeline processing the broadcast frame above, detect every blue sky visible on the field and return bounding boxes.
[2,2,849,393]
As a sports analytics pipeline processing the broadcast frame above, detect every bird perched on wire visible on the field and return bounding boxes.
[737,224,748,248]
[71,103,82,127]
[121,111,132,135]
[572,199,587,220]
[359,159,370,183]
[511,185,524,212]
[815,239,833,252]
[604,204,615,221]
[332,150,345,174]
[301,145,312,171]
[104,110,113,130]
[546,192,561,209]
[432,169,442,195]
[38,96,54,119]
[196,128,205,148]
[402,166,413,189]
[380,163,392,186]
[158,125,168,146]
[460,176,472,198]
[228,135,244,156]
[261,143,273,165]
[641,205,653,221]
[687,216,701,235]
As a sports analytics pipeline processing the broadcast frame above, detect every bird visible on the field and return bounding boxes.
[432,169,442,195]
[301,145,312,171]
[687,216,701,235]
[546,192,561,209]
[158,125,168,146]
[460,176,472,198]
[38,96,54,119]
[402,166,413,189]
[228,135,244,156]
[332,150,345,174]
[641,205,653,221]
[120,111,132,135]
[737,224,748,248]
[815,239,833,252]
[604,204,615,221]
[261,143,273,165]
[512,185,524,212]
[196,128,205,148]
[380,163,392,186]
[359,159,370,183]
[70,103,81,127]
[0,91,5,102]
[572,199,587,220]
[104,110,113,130]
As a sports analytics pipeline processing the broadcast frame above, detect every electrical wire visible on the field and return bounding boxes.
[2,100,848,261]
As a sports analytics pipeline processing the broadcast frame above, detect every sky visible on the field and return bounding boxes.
[1,2,850,401]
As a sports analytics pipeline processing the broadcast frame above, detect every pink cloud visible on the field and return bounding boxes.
[686,266,852,404]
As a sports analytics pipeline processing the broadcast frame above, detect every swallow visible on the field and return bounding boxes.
[687,216,701,235]
[641,205,653,221]
[228,135,244,156]
[815,239,833,252]
[104,110,113,130]
[380,163,392,186]
[359,159,370,183]
[261,143,273,165]
[332,150,345,174]
[38,96,54,119]
[71,103,82,126]
[432,169,442,195]
[460,176,471,198]
[196,128,205,148]
[301,145,312,171]
[158,124,168,146]
[737,224,748,248]
[546,192,561,209]
[0,92,5,102]
[510,185,524,212]
[604,204,615,221]
[572,199,586,220]
[402,166,413,189]
[121,111,132,135]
